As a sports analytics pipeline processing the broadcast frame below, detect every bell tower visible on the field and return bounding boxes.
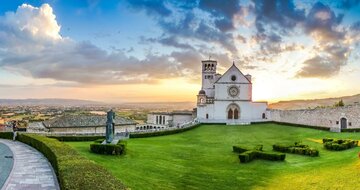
[201,60,217,91]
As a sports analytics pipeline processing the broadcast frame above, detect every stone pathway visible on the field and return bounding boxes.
[0,139,60,190]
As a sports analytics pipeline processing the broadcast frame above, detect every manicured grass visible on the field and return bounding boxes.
[66,124,360,190]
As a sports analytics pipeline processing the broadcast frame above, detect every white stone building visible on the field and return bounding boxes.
[136,111,194,130]
[196,60,267,124]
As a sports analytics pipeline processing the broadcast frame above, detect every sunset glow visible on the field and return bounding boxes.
[0,1,360,103]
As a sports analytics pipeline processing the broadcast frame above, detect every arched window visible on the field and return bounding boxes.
[163,116,165,124]
[159,116,162,124]
[206,114,209,119]
[234,109,239,119]
[227,103,240,120]
[228,109,233,119]
[156,116,158,124]
[262,113,266,119]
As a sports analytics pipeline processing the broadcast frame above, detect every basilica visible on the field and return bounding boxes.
[196,60,267,124]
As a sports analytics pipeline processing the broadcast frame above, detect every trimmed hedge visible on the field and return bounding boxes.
[48,135,104,142]
[273,143,319,157]
[239,150,257,163]
[341,128,360,132]
[0,132,13,139]
[323,138,358,151]
[239,150,285,163]
[271,121,330,131]
[90,140,127,155]
[233,145,286,163]
[232,145,249,153]
[323,138,334,143]
[130,123,201,138]
[17,134,126,190]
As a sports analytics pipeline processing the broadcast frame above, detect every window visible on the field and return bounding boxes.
[205,75,213,79]
[231,75,236,81]
[349,122,352,126]
[227,109,233,119]
[206,114,209,119]
[234,109,239,119]
[336,121,339,124]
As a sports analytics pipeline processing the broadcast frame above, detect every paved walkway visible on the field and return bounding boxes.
[0,139,60,190]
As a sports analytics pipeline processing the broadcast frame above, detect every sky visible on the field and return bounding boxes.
[0,0,360,103]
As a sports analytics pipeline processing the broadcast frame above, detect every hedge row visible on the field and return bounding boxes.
[239,150,286,163]
[17,134,126,190]
[48,135,104,142]
[232,145,249,153]
[341,128,360,132]
[90,140,127,155]
[130,123,201,138]
[270,121,330,131]
[233,145,286,163]
[323,138,358,151]
[0,132,13,139]
[273,143,319,157]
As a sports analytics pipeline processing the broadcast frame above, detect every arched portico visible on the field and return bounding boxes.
[227,103,240,120]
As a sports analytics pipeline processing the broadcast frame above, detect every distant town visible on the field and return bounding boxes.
[0,100,196,132]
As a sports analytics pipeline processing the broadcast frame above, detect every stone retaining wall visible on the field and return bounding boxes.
[267,104,360,129]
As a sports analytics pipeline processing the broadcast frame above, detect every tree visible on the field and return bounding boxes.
[334,99,345,107]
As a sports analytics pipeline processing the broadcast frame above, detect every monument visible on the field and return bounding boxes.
[105,109,115,143]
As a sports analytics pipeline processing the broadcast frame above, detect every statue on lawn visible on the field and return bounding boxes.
[106,109,116,143]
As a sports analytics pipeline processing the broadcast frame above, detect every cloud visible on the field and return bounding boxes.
[296,2,352,78]
[253,0,305,30]
[125,0,240,53]
[0,3,206,85]
[304,2,345,41]
[125,0,172,17]
[351,21,360,31]
[143,35,195,50]
[295,56,342,78]
[198,0,242,32]
[250,0,306,57]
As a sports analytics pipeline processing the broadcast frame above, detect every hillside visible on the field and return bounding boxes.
[0,98,103,106]
[269,94,360,110]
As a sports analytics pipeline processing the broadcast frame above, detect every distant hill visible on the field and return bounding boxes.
[269,94,360,110]
[119,102,196,111]
[0,98,103,106]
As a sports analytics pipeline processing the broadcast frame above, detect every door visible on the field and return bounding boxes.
[340,118,347,129]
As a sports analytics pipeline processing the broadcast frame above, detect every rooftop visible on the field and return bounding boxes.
[43,115,136,128]
[149,111,193,115]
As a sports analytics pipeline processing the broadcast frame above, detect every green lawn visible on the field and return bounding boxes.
[66,124,360,190]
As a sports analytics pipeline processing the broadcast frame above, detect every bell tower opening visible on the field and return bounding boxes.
[201,60,217,91]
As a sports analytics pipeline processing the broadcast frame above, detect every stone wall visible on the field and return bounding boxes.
[267,104,360,129]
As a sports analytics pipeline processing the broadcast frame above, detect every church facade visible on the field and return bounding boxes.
[196,60,267,124]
